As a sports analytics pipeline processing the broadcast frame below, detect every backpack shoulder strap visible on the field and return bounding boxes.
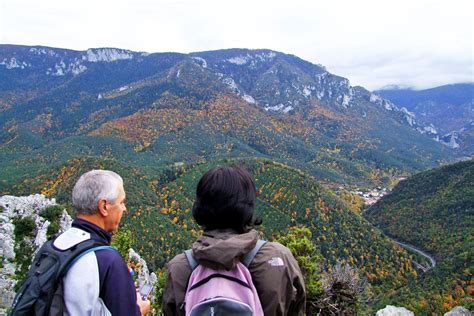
[242,239,267,267]
[185,249,199,270]
[184,239,267,271]
[64,245,116,274]
[58,239,114,277]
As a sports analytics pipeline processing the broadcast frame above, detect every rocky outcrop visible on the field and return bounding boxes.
[0,194,72,308]
[445,306,472,316]
[128,248,157,291]
[376,305,415,316]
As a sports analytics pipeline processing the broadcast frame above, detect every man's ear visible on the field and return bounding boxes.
[97,199,108,217]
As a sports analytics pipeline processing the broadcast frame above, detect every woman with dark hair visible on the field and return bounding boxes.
[163,166,306,315]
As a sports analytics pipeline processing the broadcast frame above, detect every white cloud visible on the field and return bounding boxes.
[1,0,473,90]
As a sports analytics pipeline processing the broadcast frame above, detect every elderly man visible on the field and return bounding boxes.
[56,169,150,315]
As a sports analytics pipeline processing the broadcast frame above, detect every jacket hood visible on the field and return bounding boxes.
[191,229,259,270]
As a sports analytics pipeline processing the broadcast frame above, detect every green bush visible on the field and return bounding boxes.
[13,216,35,240]
[275,226,322,312]
[41,205,65,238]
[40,205,63,222]
[111,226,134,259]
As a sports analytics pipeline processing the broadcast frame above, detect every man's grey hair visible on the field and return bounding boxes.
[72,170,124,215]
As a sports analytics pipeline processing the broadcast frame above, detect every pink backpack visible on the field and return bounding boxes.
[183,240,266,316]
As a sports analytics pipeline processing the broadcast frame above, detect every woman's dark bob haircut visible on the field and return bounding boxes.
[192,166,262,233]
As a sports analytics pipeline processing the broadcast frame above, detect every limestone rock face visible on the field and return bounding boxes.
[34,220,50,250]
[128,248,157,289]
[376,305,415,316]
[59,209,73,232]
[444,306,472,316]
[0,221,15,259]
[0,194,72,308]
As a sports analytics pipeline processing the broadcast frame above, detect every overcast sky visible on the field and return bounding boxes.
[1,0,473,90]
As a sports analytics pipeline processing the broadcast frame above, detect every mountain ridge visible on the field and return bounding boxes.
[0,43,449,140]
[375,83,474,152]
[0,44,457,189]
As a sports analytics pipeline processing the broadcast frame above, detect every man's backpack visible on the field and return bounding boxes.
[183,240,266,316]
[9,234,113,316]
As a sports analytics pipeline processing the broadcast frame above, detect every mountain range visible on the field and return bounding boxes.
[376,84,474,152]
[0,45,461,190]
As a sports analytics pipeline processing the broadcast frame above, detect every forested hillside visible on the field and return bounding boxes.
[365,159,474,313]
[5,156,418,300]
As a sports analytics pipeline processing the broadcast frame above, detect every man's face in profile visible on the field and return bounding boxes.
[104,184,126,233]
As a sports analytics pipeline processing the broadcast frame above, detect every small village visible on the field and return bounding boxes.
[349,176,408,206]
[351,187,390,206]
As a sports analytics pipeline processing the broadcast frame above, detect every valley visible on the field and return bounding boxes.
[365,159,473,313]
[0,44,472,314]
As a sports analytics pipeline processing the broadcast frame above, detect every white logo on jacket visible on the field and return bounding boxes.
[267,257,284,266]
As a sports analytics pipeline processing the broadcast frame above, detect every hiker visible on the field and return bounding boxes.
[163,166,306,315]
[44,170,150,315]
